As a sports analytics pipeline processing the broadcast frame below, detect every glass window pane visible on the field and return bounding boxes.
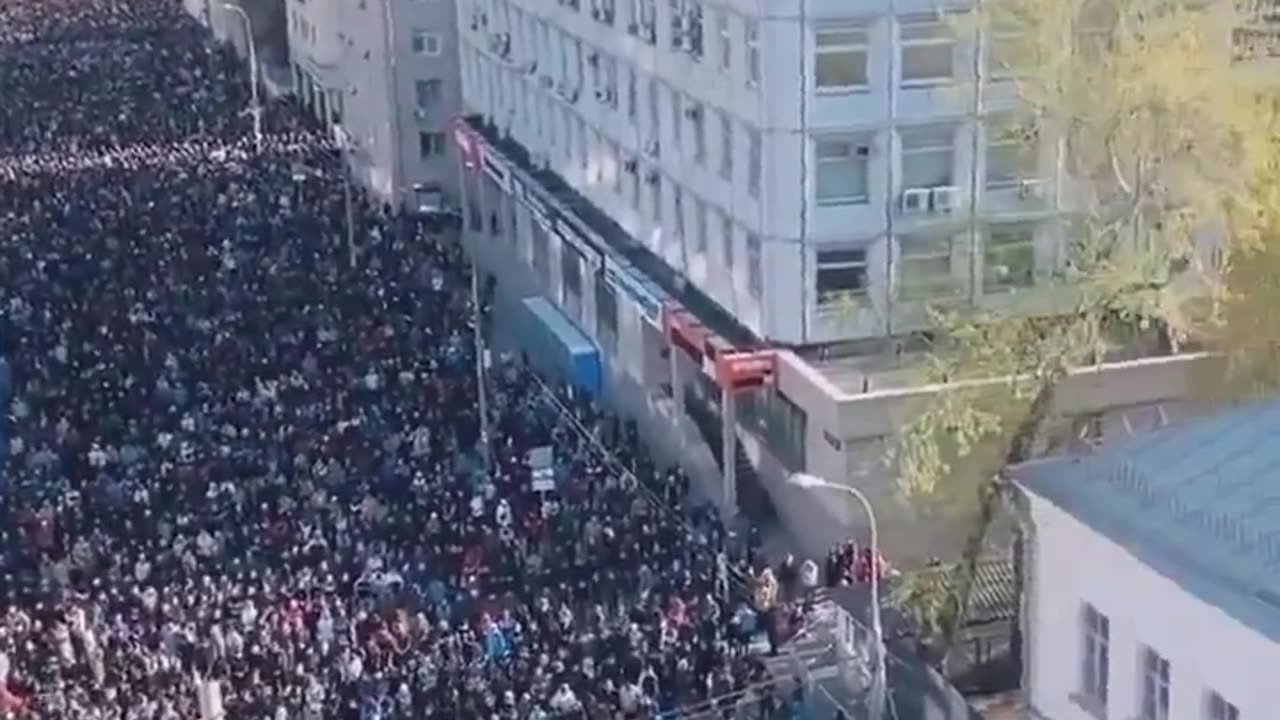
[903,43,953,80]
[816,50,868,87]
[816,159,868,203]
[902,148,953,188]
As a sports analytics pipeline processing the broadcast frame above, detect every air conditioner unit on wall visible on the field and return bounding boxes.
[930,185,960,212]
[900,187,930,215]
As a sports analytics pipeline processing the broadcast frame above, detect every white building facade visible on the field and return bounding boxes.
[458,0,1066,345]
[1023,497,1270,720]
[1017,400,1280,720]
[284,0,462,205]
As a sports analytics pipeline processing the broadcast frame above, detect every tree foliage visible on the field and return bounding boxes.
[889,0,1280,664]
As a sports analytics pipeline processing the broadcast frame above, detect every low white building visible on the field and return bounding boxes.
[1016,399,1280,720]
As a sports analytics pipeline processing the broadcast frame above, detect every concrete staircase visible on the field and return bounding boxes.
[683,390,774,522]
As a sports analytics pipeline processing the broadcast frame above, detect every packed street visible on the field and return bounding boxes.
[0,1,834,718]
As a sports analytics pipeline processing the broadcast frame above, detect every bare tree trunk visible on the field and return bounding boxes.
[937,375,1059,668]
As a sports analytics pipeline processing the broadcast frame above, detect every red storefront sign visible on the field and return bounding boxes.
[452,117,479,170]
[663,303,775,391]
[715,351,776,390]
[663,304,709,365]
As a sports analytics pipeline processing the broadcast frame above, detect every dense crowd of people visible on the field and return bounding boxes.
[0,2,828,719]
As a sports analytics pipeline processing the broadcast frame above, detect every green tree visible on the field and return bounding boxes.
[889,0,1280,666]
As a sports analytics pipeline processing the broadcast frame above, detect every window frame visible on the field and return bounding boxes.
[897,235,956,300]
[816,247,869,305]
[720,211,735,269]
[1080,603,1111,714]
[747,232,763,299]
[694,197,708,256]
[985,117,1037,189]
[412,30,443,56]
[414,78,442,110]
[417,131,445,158]
[899,124,956,190]
[718,110,734,181]
[1206,692,1240,720]
[815,26,870,93]
[690,101,706,165]
[1139,647,1171,720]
[716,9,732,72]
[745,19,761,86]
[983,224,1036,291]
[899,18,954,86]
[747,126,762,199]
[814,137,871,206]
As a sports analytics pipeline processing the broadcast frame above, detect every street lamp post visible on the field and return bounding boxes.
[222,3,263,148]
[788,473,886,720]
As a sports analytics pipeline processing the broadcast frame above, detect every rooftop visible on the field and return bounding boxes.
[1017,397,1280,641]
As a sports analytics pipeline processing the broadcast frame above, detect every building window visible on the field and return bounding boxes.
[745,20,760,85]
[747,233,763,299]
[668,0,681,49]
[626,66,638,120]
[900,124,955,189]
[815,138,870,205]
[418,131,445,158]
[577,117,590,170]
[716,9,732,71]
[898,235,954,300]
[900,19,953,85]
[610,141,623,193]
[1206,693,1240,720]
[718,111,733,181]
[673,184,686,239]
[815,27,868,91]
[411,31,443,55]
[531,223,551,287]
[647,77,660,142]
[987,22,1025,78]
[986,118,1037,188]
[984,225,1035,291]
[651,175,663,223]
[720,211,734,269]
[816,248,869,305]
[669,87,683,149]
[562,246,583,305]
[694,198,708,256]
[747,127,762,198]
[1080,603,1111,715]
[1139,648,1170,720]
[596,279,619,352]
[414,79,442,109]
[690,101,706,164]
[679,1,705,57]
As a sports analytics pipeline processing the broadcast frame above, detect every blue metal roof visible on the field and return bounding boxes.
[521,297,595,354]
[1017,398,1280,640]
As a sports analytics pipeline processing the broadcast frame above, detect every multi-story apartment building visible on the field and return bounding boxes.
[452,0,1254,559]
[282,0,464,206]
